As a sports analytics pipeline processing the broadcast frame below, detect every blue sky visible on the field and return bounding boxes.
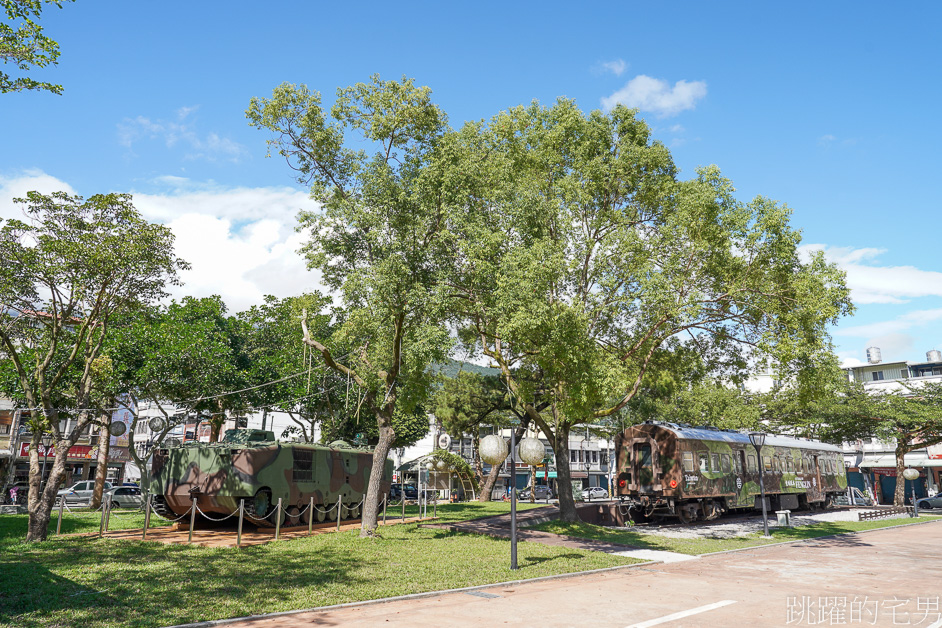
[2,2,941,367]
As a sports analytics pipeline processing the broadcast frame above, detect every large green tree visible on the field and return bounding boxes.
[1,0,72,94]
[0,191,185,541]
[441,99,854,521]
[247,76,452,537]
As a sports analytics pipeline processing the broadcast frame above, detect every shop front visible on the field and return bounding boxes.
[12,442,131,487]
[855,452,942,504]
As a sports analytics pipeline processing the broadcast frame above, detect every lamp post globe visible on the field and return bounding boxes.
[479,434,508,466]
[518,437,544,466]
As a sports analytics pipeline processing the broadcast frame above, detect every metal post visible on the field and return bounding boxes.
[104,495,112,532]
[847,483,853,507]
[142,494,152,541]
[756,453,770,538]
[188,496,197,544]
[336,496,343,531]
[275,497,282,540]
[913,484,919,517]
[433,493,437,518]
[383,496,388,524]
[56,496,64,535]
[308,496,314,534]
[402,489,406,521]
[511,426,518,570]
[98,498,106,538]
[236,499,244,547]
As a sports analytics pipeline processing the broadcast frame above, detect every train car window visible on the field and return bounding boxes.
[698,452,709,473]
[682,451,695,472]
[736,451,744,473]
[711,453,720,473]
[786,457,795,473]
[721,454,731,473]
[637,444,652,468]
[763,456,772,472]
[747,454,757,472]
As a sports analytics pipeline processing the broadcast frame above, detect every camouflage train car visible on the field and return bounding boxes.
[614,422,847,523]
[149,428,393,527]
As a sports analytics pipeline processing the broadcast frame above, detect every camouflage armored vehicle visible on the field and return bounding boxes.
[615,421,847,523]
[150,429,393,526]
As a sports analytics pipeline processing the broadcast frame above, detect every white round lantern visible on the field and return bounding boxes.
[479,434,508,465]
[902,468,920,481]
[426,460,435,470]
[108,421,127,437]
[518,437,545,466]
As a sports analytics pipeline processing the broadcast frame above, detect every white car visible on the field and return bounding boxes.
[56,480,112,504]
[581,486,609,501]
[106,486,143,509]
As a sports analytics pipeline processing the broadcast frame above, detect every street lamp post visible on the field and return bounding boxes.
[40,432,53,492]
[902,468,920,517]
[749,432,771,538]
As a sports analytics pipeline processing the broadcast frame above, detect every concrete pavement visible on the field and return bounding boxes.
[197,519,942,628]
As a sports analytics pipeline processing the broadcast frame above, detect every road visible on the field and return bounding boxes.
[183,519,942,628]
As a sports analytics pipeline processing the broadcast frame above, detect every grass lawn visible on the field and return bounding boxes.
[0,501,637,628]
[529,513,942,555]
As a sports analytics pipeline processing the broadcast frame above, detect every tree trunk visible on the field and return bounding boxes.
[360,412,396,537]
[894,443,908,507]
[26,437,76,543]
[551,423,580,522]
[90,421,110,510]
[477,456,502,502]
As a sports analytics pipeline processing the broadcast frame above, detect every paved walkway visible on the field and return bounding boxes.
[205,519,942,628]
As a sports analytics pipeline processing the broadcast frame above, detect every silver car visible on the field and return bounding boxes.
[581,486,609,501]
[916,492,942,510]
[106,486,143,509]
[56,480,113,505]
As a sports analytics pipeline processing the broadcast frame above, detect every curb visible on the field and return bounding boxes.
[163,560,657,628]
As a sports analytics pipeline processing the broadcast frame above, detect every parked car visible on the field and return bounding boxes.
[389,483,418,500]
[581,486,609,501]
[106,486,143,509]
[916,492,942,510]
[56,480,112,505]
[519,485,554,500]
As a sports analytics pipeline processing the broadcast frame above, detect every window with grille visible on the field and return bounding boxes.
[293,448,314,482]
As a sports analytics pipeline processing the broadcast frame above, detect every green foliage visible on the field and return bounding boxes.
[439,98,853,520]
[429,447,474,476]
[1,0,73,94]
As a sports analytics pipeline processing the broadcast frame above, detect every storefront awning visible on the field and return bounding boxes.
[857,453,942,468]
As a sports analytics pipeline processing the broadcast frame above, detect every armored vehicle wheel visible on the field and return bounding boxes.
[349,504,360,519]
[328,503,339,521]
[315,505,327,522]
[285,506,302,526]
[252,489,273,520]
[340,503,351,519]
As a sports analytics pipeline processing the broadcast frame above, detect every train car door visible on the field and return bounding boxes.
[809,454,824,502]
[633,442,656,492]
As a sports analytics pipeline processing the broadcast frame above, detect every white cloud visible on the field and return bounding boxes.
[1,170,324,313]
[601,75,707,117]
[0,170,76,220]
[130,183,322,311]
[117,107,248,163]
[801,244,942,304]
[599,59,628,76]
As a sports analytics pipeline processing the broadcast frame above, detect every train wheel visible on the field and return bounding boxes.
[677,507,695,525]
[285,506,302,526]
